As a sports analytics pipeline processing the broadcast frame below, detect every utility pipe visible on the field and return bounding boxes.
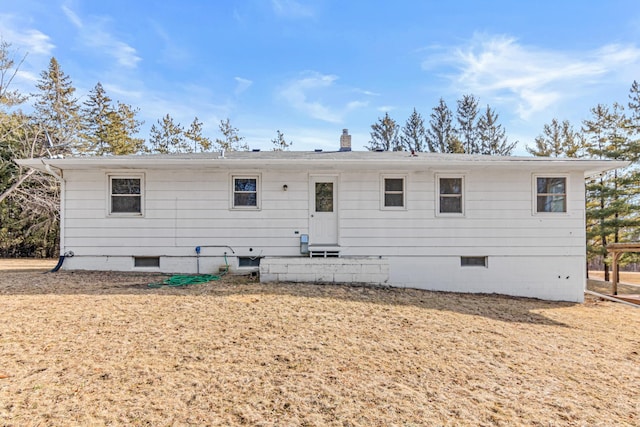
[43,160,68,270]
[195,245,236,274]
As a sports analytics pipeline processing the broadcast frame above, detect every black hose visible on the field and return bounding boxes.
[49,251,74,273]
[50,255,65,272]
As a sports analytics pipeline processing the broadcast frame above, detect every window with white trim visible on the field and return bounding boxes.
[437,175,464,215]
[232,175,259,209]
[109,174,143,215]
[535,176,567,213]
[381,176,405,209]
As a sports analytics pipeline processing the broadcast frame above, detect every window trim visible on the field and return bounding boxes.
[436,173,465,216]
[230,174,261,210]
[533,174,568,215]
[380,174,407,210]
[107,173,145,217]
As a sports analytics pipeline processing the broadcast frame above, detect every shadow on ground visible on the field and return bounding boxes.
[0,269,577,326]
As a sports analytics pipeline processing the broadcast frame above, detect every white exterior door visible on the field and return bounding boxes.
[309,176,338,245]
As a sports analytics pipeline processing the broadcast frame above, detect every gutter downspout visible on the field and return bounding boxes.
[42,160,67,270]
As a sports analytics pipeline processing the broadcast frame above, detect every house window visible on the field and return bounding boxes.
[437,175,464,215]
[536,177,566,213]
[382,176,405,208]
[109,175,143,215]
[232,176,259,209]
[461,256,487,267]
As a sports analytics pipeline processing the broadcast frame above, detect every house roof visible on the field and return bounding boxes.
[16,150,628,177]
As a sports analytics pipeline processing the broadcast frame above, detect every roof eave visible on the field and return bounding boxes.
[15,157,630,175]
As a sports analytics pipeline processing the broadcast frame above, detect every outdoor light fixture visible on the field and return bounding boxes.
[283,184,288,191]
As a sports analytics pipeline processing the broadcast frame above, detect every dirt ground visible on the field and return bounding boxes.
[1,261,639,426]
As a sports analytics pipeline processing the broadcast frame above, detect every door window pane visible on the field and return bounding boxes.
[315,182,333,212]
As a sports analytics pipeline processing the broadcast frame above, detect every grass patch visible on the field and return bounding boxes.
[0,268,638,426]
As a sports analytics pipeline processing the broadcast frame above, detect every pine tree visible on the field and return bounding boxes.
[215,118,248,152]
[81,82,112,155]
[400,108,426,152]
[148,114,190,154]
[271,130,292,151]
[456,94,480,154]
[477,105,516,155]
[33,57,81,154]
[107,102,145,155]
[526,119,582,157]
[367,112,400,151]
[185,117,213,152]
[426,98,458,153]
[81,83,144,156]
[583,103,640,281]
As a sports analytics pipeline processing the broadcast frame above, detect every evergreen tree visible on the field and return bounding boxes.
[526,119,582,158]
[271,129,292,151]
[82,83,145,156]
[107,102,145,155]
[215,118,248,152]
[456,94,480,154]
[583,103,640,280]
[367,112,400,151]
[81,82,112,155]
[148,114,190,154]
[477,105,516,155]
[32,57,81,153]
[185,117,213,152]
[426,98,459,153]
[400,108,426,152]
[627,80,640,128]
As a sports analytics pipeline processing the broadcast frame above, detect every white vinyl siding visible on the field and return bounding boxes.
[61,167,589,300]
[338,169,586,257]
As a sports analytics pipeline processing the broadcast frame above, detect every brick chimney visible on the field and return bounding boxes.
[339,129,352,151]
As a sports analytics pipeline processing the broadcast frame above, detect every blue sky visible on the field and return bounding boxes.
[2,0,640,154]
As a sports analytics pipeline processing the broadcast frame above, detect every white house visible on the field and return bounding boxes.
[17,132,626,302]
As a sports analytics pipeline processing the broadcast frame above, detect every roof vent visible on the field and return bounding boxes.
[314,149,323,152]
[375,148,384,152]
[339,129,352,152]
[252,148,261,152]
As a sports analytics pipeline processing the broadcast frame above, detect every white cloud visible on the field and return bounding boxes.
[377,105,396,113]
[279,71,370,123]
[271,0,315,18]
[0,14,54,56]
[279,72,342,123]
[424,33,640,119]
[234,77,253,95]
[61,5,141,69]
[61,5,83,29]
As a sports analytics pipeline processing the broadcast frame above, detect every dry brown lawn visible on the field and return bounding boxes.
[1,261,638,426]
[588,270,640,287]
